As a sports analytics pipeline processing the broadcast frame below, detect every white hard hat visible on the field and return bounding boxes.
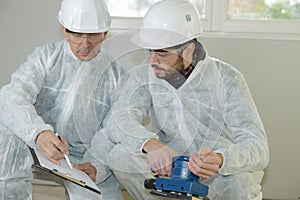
[131,0,203,49]
[57,0,111,33]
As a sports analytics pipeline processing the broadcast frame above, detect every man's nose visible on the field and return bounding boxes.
[80,37,90,47]
[149,53,160,65]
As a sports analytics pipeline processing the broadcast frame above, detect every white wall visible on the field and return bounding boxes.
[1,1,299,199]
[0,0,62,86]
[200,37,300,199]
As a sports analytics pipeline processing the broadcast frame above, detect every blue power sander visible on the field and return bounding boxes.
[144,156,209,200]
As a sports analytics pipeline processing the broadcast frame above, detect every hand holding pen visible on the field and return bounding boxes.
[35,130,72,168]
[55,132,73,169]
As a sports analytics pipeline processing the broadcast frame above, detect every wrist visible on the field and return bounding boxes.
[34,130,46,144]
[143,138,163,153]
[216,153,224,169]
[34,130,52,144]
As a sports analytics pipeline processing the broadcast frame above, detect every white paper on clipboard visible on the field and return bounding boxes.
[30,147,100,195]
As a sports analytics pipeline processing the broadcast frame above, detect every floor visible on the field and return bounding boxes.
[32,179,134,200]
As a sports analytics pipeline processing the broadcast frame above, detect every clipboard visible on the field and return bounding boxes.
[29,147,101,195]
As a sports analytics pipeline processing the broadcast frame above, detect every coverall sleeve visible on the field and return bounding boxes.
[105,68,158,155]
[217,63,269,175]
[0,47,53,147]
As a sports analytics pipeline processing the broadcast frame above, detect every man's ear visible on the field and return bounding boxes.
[182,42,196,69]
[185,42,196,56]
[102,31,108,40]
[182,42,195,64]
[61,26,69,42]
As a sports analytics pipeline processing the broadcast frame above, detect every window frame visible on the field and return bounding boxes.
[109,0,300,40]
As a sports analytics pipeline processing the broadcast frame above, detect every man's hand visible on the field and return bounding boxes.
[35,130,69,165]
[188,146,223,179]
[74,163,97,182]
[143,138,178,176]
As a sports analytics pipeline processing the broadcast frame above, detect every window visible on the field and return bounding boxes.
[108,0,162,18]
[108,0,206,18]
[108,0,300,39]
[216,0,300,37]
[228,0,300,20]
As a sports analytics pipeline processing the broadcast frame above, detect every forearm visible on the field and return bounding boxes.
[217,138,269,175]
[107,108,158,155]
[220,67,269,175]
[0,88,53,147]
[0,52,50,146]
[142,138,164,153]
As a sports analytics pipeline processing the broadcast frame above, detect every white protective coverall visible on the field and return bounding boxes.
[0,40,126,200]
[91,48,270,200]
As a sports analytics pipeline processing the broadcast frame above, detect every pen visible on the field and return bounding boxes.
[55,132,73,169]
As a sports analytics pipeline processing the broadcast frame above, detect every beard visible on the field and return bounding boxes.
[152,57,187,89]
[152,56,185,80]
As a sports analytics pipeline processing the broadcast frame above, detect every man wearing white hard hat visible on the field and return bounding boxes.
[94,0,269,199]
[0,0,125,199]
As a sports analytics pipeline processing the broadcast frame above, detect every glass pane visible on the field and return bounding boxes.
[228,0,300,20]
[107,0,206,18]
